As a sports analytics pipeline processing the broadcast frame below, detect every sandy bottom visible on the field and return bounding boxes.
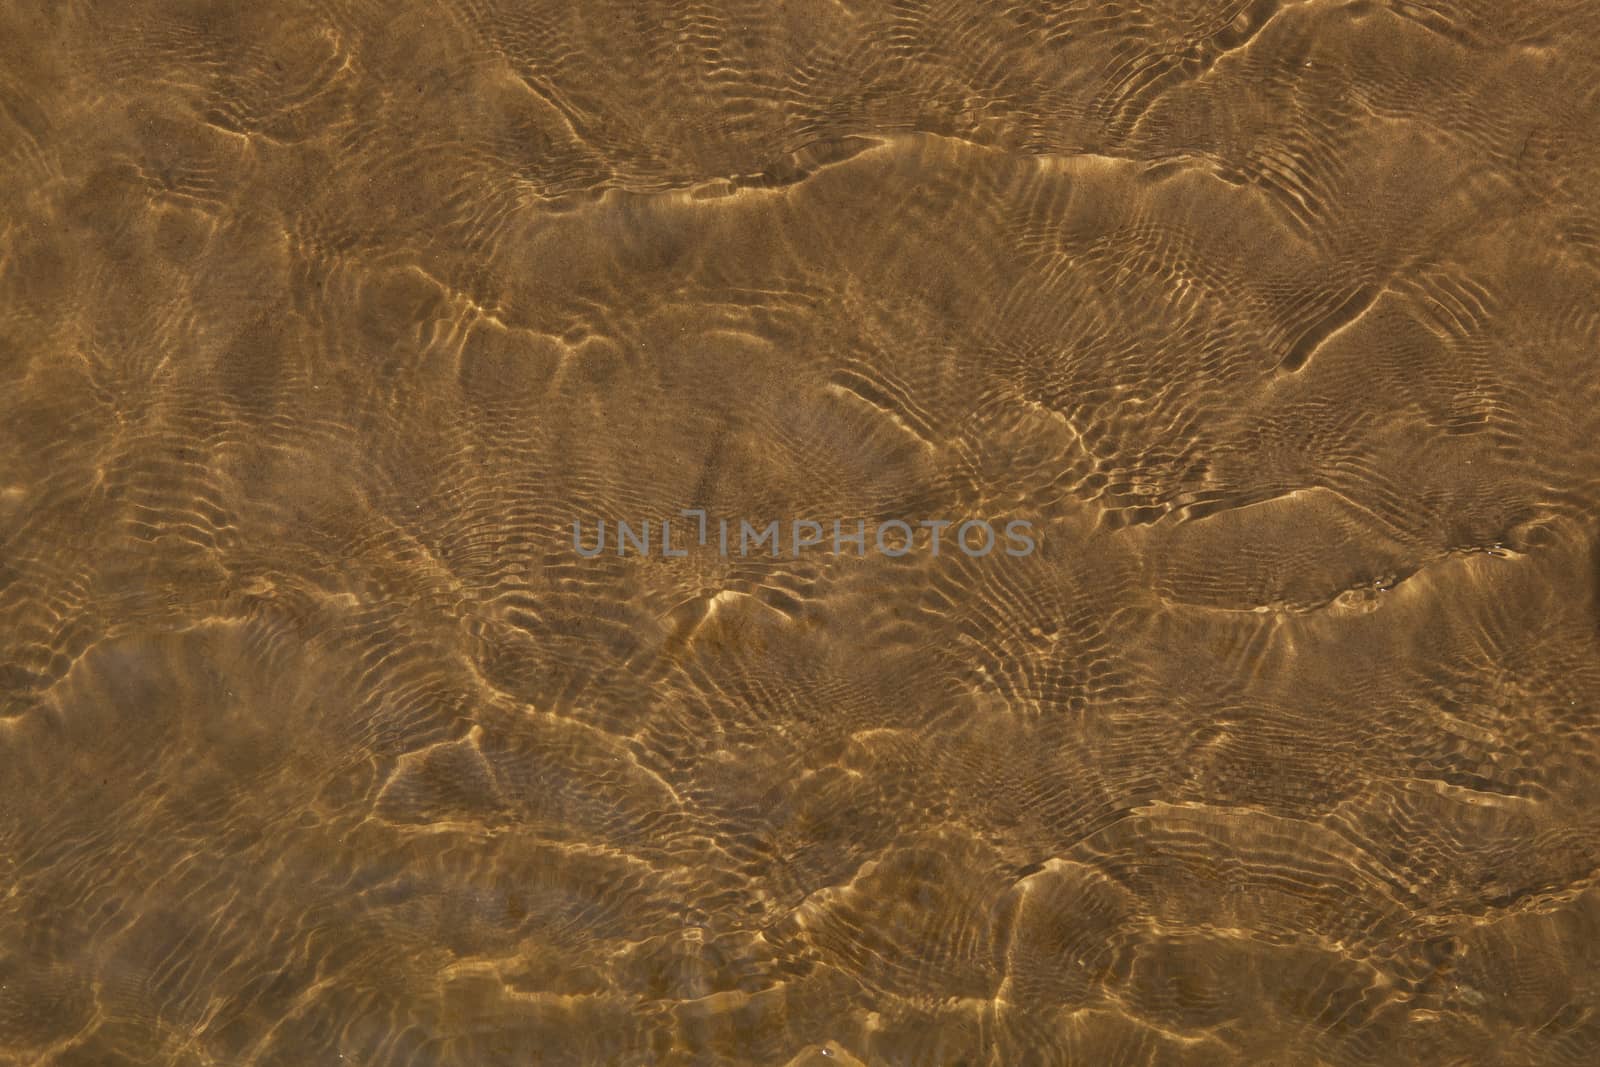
[2,1,1599,1064]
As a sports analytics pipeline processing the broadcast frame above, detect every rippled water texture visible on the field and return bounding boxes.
[3,1,1600,1064]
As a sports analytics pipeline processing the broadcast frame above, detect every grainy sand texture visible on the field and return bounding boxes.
[2,1,1599,1064]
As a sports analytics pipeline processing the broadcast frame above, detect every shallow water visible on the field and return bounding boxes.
[2,1,1599,1064]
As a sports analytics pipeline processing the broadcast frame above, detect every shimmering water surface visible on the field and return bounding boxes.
[3,1,1600,1064]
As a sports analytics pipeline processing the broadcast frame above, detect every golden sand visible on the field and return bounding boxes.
[2,1,1599,1063]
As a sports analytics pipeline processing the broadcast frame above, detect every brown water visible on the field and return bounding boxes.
[3,1,1600,1064]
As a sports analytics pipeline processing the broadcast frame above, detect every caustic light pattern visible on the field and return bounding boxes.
[2,1,1599,1065]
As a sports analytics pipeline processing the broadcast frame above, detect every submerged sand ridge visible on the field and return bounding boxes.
[1,0,1599,1063]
